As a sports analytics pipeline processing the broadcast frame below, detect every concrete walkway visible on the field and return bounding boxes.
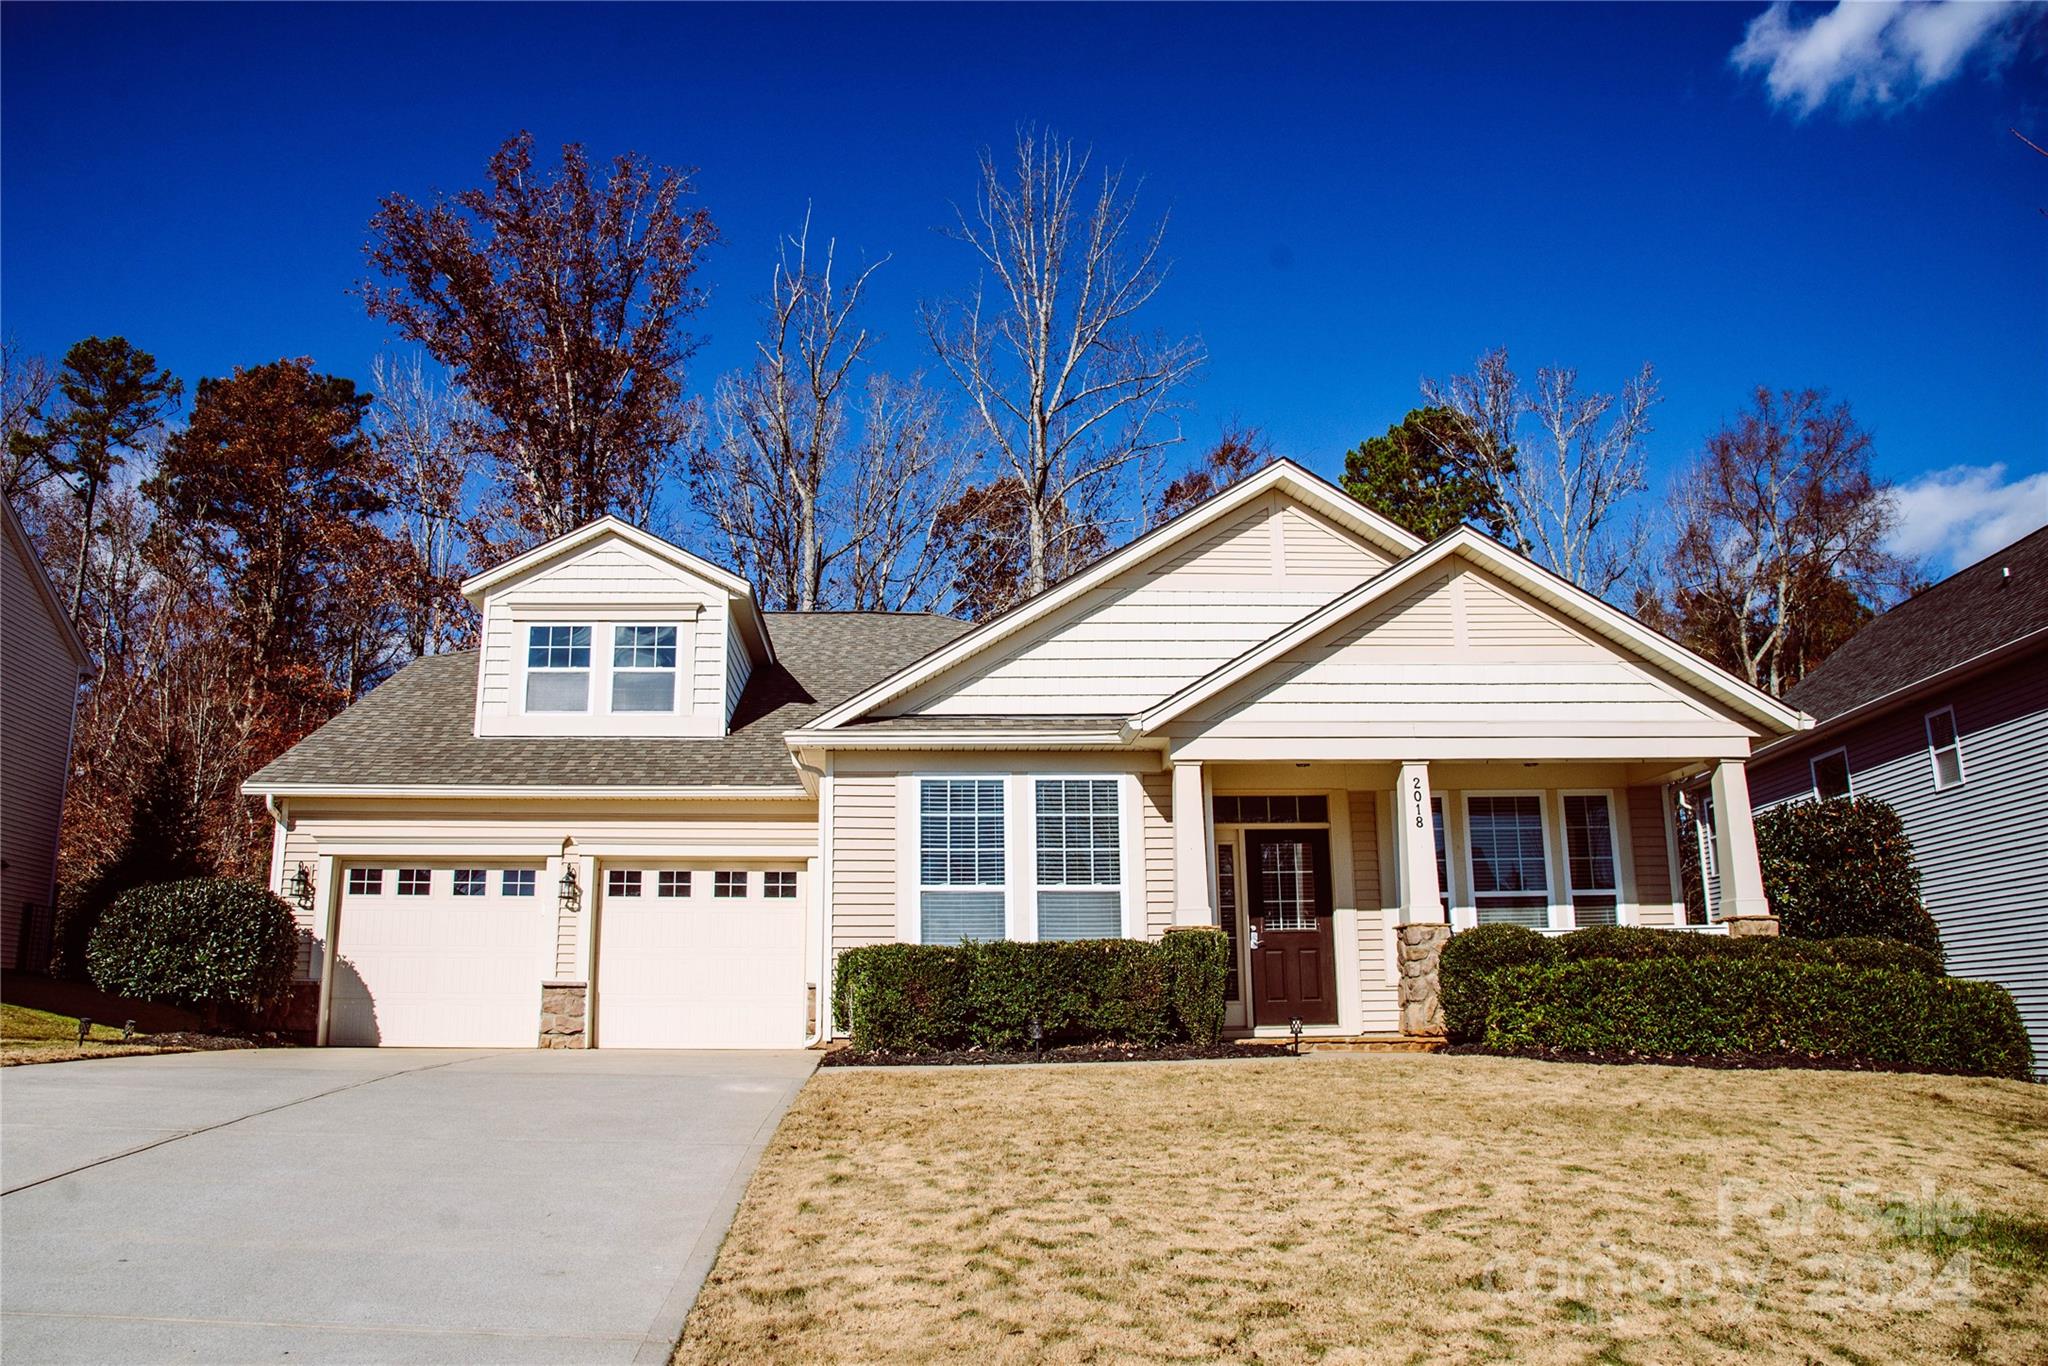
[0,1047,816,1364]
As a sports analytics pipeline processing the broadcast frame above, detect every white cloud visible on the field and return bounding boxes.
[1731,0,2032,116]
[1887,463,2048,573]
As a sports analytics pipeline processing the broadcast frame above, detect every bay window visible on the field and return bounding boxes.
[1034,778,1122,940]
[919,778,1006,943]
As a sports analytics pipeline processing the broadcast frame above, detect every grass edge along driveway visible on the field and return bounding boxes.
[676,1054,2048,1365]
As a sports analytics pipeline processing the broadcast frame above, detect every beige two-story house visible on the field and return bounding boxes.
[244,461,1809,1048]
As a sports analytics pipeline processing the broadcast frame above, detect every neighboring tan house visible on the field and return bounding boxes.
[1750,524,2047,1076]
[243,462,1810,1048]
[1,498,93,971]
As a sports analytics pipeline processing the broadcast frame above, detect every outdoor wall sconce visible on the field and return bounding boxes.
[290,862,315,913]
[1289,1016,1304,1055]
[559,865,581,914]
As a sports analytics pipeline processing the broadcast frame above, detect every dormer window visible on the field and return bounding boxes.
[526,626,592,712]
[612,625,678,712]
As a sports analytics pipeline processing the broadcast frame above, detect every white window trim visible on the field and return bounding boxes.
[608,624,683,715]
[1027,774,1130,943]
[908,773,1013,945]
[1924,706,1967,791]
[1558,788,1623,930]
[520,623,596,715]
[1809,746,1852,801]
[1463,789,1558,931]
[519,619,690,722]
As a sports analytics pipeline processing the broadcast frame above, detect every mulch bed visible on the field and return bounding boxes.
[822,1040,1299,1068]
[1447,1043,2007,1080]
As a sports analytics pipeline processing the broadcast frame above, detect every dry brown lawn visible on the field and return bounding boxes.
[676,1055,2048,1365]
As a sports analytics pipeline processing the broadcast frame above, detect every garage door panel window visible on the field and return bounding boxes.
[764,871,797,899]
[397,868,432,897]
[612,625,678,713]
[1467,795,1551,928]
[526,625,592,713]
[715,871,747,898]
[1034,778,1122,940]
[502,869,535,897]
[453,869,486,897]
[658,870,691,898]
[919,777,1005,944]
[607,869,642,898]
[347,868,383,897]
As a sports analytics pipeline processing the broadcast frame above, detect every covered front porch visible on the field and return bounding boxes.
[1162,756,1777,1040]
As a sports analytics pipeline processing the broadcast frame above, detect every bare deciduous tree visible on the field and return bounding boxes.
[369,353,479,654]
[1424,348,1657,596]
[841,375,973,611]
[2,337,60,499]
[925,128,1204,600]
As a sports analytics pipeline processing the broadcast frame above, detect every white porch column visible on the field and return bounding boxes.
[1394,761,1445,924]
[1708,759,1771,921]
[1172,761,1215,925]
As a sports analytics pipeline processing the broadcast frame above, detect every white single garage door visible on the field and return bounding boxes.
[595,863,807,1048]
[329,862,551,1047]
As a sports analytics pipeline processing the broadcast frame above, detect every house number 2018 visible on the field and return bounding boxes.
[1410,775,1426,828]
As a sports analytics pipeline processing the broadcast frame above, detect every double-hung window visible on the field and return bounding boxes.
[1562,795,1620,927]
[1466,795,1551,927]
[1811,748,1851,801]
[919,778,1005,944]
[1034,778,1121,940]
[526,625,592,712]
[612,625,678,712]
[1925,708,1965,790]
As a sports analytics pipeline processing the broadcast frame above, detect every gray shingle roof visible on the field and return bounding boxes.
[246,612,971,791]
[1787,525,2048,723]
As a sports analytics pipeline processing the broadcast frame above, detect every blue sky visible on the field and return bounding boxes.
[4,2,2044,573]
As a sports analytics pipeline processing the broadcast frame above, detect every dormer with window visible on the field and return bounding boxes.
[461,518,772,739]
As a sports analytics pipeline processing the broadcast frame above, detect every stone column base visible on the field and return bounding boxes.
[1722,914,1781,938]
[539,981,588,1048]
[1396,923,1452,1037]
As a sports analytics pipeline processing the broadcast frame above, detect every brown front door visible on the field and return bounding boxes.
[1246,828,1338,1026]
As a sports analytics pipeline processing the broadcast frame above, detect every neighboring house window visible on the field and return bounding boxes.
[612,625,678,712]
[453,869,486,897]
[1563,795,1620,928]
[502,869,536,897]
[346,868,382,896]
[397,868,432,897]
[715,871,747,898]
[1216,842,1240,1003]
[1466,795,1550,928]
[607,869,642,898]
[919,777,1006,944]
[1810,748,1851,800]
[1432,796,1449,917]
[658,870,691,898]
[527,625,592,712]
[1925,707,1966,790]
[1035,778,1122,940]
[763,870,797,899]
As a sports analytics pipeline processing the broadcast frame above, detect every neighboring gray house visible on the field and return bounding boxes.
[1750,524,2048,1076]
[1,497,93,971]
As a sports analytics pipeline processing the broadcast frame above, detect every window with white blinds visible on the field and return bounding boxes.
[1034,778,1122,940]
[919,778,1006,943]
[1466,794,1551,928]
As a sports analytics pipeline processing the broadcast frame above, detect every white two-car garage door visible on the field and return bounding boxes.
[329,862,551,1047]
[595,863,806,1048]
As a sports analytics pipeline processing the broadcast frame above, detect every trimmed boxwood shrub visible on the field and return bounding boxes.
[1756,797,1942,957]
[85,878,299,1022]
[836,933,1229,1054]
[1160,927,1230,1046]
[1439,923,1556,1042]
[1483,958,2032,1080]
[1552,926,1943,977]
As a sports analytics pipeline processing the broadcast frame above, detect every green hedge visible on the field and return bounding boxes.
[85,878,300,1021]
[1482,958,2032,1080]
[1756,797,1943,956]
[836,928,1229,1053]
[1439,925,1949,1044]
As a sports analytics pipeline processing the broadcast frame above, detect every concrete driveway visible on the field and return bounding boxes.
[0,1047,816,1364]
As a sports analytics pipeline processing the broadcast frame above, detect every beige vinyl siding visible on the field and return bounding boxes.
[1,527,83,967]
[893,494,1389,717]
[724,610,749,727]
[1182,566,1755,744]
[1463,575,1592,652]
[1625,784,1677,925]
[273,821,324,978]
[830,774,898,954]
[1348,790,1398,1033]
[1141,769,1174,938]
